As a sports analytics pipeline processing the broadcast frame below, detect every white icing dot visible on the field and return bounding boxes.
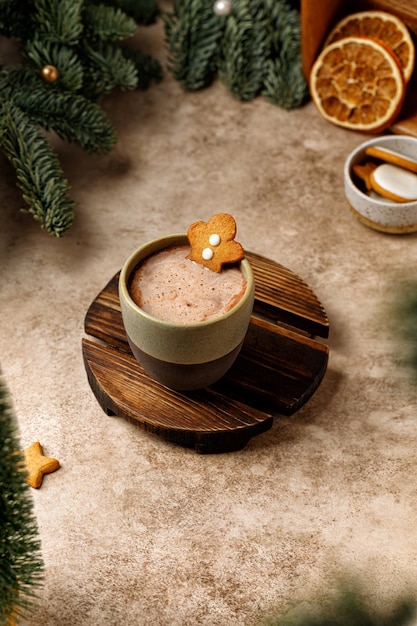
[209,233,221,246]
[202,247,214,260]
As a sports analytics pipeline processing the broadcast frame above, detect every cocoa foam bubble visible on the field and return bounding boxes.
[129,245,247,324]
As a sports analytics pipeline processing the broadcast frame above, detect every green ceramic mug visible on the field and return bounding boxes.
[119,234,255,390]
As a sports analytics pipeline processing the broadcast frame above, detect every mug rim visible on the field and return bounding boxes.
[119,233,254,330]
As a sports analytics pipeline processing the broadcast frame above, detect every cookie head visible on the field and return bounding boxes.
[187,213,244,273]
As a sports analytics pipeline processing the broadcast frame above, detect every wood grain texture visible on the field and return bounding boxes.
[82,252,329,453]
[301,0,343,78]
[355,0,417,30]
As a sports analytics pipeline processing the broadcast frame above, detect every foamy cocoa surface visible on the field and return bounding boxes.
[129,245,247,323]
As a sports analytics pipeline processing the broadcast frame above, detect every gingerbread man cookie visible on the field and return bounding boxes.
[187,213,244,273]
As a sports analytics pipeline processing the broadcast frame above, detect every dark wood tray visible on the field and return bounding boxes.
[82,251,329,453]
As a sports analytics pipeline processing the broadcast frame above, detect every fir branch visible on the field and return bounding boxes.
[0,0,162,236]
[13,85,117,153]
[164,0,224,90]
[164,0,307,109]
[218,0,271,100]
[0,102,74,236]
[261,0,308,108]
[81,41,138,96]
[83,4,136,42]
[0,64,40,90]
[0,374,44,624]
[100,0,160,25]
[31,0,83,44]
[120,45,163,88]
[23,39,84,92]
[262,56,308,109]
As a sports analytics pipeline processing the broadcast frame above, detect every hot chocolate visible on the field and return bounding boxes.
[129,244,246,324]
[119,223,254,390]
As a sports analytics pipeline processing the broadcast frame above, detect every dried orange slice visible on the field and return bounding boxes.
[310,36,406,133]
[324,11,415,83]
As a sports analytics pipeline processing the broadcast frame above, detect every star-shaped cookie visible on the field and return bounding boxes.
[23,441,60,489]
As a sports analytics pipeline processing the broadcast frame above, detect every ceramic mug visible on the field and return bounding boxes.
[119,234,255,391]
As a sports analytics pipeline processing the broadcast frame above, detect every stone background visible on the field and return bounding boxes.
[1,16,417,626]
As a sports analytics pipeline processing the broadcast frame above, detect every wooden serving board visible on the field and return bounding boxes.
[82,252,329,454]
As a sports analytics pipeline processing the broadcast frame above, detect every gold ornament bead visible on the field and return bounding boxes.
[41,64,59,83]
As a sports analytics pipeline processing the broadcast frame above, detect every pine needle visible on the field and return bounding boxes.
[0,374,44,624]
[0,102,75,236]
[164,0,308,107]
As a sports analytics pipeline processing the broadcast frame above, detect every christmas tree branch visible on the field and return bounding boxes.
[0,102,75,236]
[218,0,270,100]
[23,39,85,91]
[103,0,160,25]
[81,41,138,96]
[164,0,224,90]
[83,3,137,41]
[0,374,44,624]
[261,0,308,108]
[0,0,162,235]
[164,0,308,109]
[31,0,83,44]
[121,45,163,88]
[13,80,117,153]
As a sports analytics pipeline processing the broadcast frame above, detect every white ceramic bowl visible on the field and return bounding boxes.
[344,135,417,234]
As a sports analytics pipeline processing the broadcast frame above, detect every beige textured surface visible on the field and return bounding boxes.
[2,17,417,626]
